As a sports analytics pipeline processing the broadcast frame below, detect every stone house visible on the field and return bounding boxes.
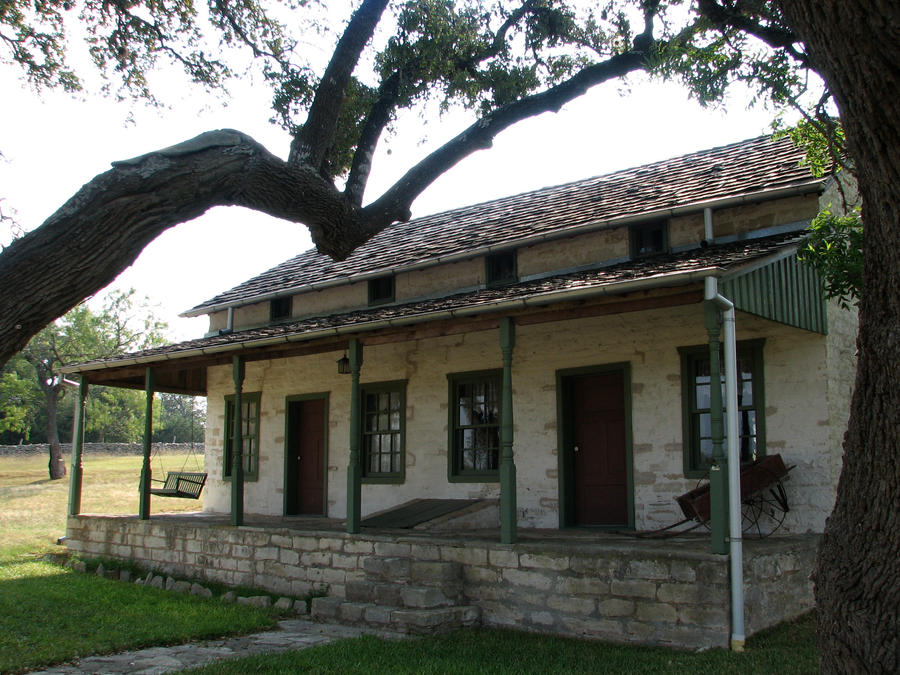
[63,134,856,648]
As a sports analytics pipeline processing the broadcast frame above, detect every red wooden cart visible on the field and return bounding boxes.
[674,454,793,537]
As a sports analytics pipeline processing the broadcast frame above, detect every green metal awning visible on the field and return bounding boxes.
[721,252,827,334]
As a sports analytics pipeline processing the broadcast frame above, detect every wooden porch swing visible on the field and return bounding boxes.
[147,405,206,499]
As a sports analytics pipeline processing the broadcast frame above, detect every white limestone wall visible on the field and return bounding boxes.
[204,302,849,533]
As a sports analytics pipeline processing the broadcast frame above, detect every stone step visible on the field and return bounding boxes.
[310,596,480,635]
[346,581,460,608]
[362,557,463,590]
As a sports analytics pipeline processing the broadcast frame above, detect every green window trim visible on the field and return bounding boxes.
[679,339,766,478]
[360,380,407,484]
[447,369,502,483]
[223,391,261,482]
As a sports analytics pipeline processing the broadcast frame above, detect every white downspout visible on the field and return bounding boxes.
[703,207,714,243]
[704,274,745,652]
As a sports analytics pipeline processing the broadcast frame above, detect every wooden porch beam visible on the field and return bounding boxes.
[499,317,517,544]
[231,355,245,527]
[138,368,155,520]
[67,379,88,516]
[346,339,363,534]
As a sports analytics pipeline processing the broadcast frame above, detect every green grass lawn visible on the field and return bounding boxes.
[182,614,818,674]
[0,453,276,674]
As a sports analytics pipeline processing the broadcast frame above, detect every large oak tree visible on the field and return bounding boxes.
[0,1,896,670]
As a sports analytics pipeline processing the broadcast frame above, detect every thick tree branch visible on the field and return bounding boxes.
[362,48,649,228]
[289,0,390,171]
[0,129,366,367]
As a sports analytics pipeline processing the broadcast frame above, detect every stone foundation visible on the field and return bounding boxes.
[66,515,817,649]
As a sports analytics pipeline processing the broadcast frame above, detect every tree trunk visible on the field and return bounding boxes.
[45,387,67,480]
[778,2,900,672]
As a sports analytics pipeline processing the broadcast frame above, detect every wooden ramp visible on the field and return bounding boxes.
[361,499,483,529]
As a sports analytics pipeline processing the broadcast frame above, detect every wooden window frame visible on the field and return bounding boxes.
[485,250,518,287]
[629,220,669,258]
[269,296,292,322]
[679,339,766,478]
[447,369,502,483]
[360,380,407,484]
[223,392,261,481]
[368,276,395,306]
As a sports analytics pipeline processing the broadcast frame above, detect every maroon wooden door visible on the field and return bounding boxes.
[287,398,325,515]
[570,371,628,526]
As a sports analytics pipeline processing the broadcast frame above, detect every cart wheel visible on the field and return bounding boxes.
[741,473,790,538]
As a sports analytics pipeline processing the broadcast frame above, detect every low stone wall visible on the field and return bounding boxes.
[65,515,817,649]
[0,442,204,457]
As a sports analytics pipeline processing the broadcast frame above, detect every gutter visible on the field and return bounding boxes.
[63,266,718,374]
[182,182,820,318]
[704,275,746,653]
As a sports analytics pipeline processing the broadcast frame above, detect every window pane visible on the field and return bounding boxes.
[698,412,711,439]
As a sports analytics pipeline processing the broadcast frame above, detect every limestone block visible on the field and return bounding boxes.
[635,600,677,623]
[488,549,519,569]
[237,595,272,608]
[520,552,569,571]
[171,581,192,594]
[363,605,393,624]
[547,594,595,615]
[190,583,213,598]
[309,597,344,619]
[274,597,293,611]
[343,540,374,554]
[339,602,367,622]
[401,586,452,609]
[597,598,636,618]
[374,541,411,557]
[502,569,554,591]
[626,559,669,580]
[293,599,309,614]
[440,546,487,565]
[610,579,657,600]
[221,591,236,602]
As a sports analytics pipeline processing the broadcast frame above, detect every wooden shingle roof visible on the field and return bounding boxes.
[186,134,820,316]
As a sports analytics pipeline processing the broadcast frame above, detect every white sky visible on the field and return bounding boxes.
[1,63,789,342]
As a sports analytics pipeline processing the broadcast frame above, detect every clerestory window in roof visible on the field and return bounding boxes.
[486,250,518,287]
[629,221,669,258]
[368,275,395,306]
[270,296,292,322]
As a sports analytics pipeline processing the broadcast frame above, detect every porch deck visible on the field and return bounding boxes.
[66,512,817,650]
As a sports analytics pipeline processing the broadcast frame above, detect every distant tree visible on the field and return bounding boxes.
[11,289,165,478]
[153,394,206,444]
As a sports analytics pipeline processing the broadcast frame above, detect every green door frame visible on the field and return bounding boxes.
[283,393,330,517]
[556,362,634,530]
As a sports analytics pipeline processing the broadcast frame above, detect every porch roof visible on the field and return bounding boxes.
[64,232,805,394]
[185,134,821,317]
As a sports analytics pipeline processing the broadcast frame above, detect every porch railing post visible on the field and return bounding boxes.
[705,303,728,554]
[499,317,517,544]
[67,379,88,516]
[346,339,363,534]
[139,368,155,520]
[231,355,245,527]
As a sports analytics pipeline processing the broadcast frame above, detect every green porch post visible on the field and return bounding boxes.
[705,303,728,554]
[139,368,155,520]
[67,379,88,516]
[499,317,517,544]
[346,339,363,534]
[231,355,245,527]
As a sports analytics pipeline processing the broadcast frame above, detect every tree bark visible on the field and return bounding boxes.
[777,2,900,672]
[45,386,67,480]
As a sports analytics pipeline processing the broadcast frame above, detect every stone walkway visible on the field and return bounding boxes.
[30,620,405,674]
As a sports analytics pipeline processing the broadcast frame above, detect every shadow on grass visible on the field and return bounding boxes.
[0,560,276,674]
